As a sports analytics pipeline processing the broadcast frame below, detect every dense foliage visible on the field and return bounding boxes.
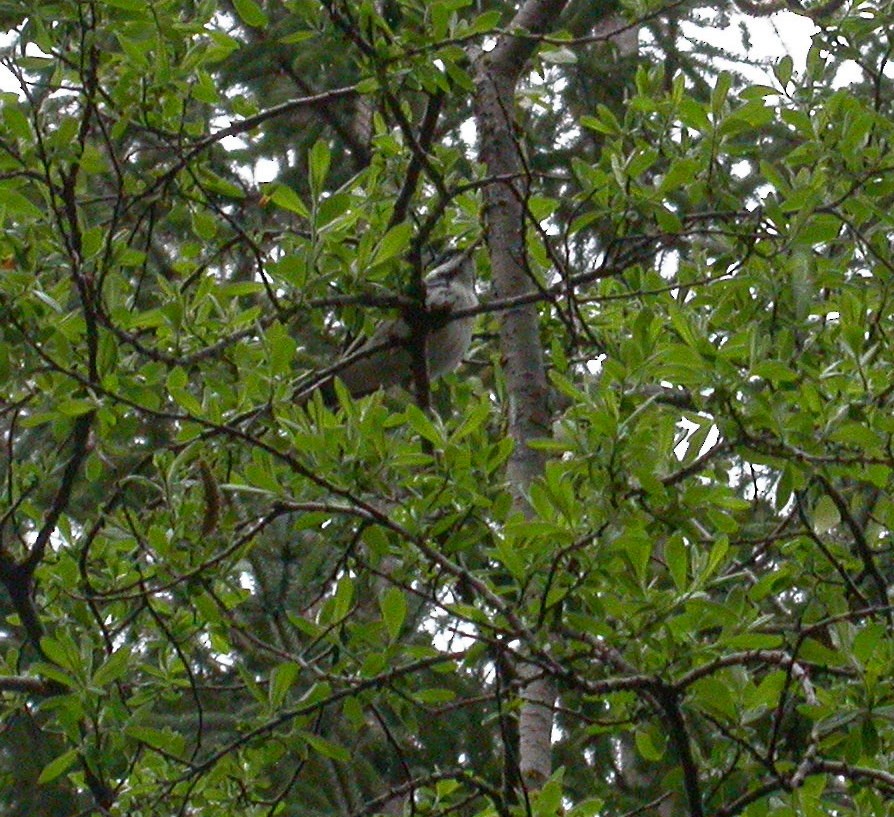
[2,1,894,816]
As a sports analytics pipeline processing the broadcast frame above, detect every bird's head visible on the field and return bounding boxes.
[425,248,476,290]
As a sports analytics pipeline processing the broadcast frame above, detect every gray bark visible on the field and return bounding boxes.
[472,0,571,791]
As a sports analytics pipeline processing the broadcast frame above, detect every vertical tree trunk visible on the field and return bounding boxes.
[473,0,570,791]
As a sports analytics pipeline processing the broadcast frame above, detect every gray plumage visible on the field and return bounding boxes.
[307,252,478,405]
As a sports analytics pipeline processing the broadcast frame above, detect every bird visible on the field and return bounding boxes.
[298,250,478,406]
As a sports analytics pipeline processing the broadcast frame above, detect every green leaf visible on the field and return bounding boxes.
[532,774,565,817]
[568,799,605,817]
[812,495,840,534]
[690,677,737,721]
[660,158,699,193]
[413,688,456,703]
[726,99,773,128]
[125,726,186,755]
[635,727,667,760]
[723,632,784,649]
[668,303,700,348]
[166,367,203,415]
[711,71,732,114]
[192,70,220,104]
[614,526,652,585]
[265,184,309,217]
[449,397,490,442]
[678,97,711,132]
[701,535,729,581]
[57,399,96,417]
[379,586,407,641]
[330,576,354,622]
[191,210,217,240]
[32,662,77,688]
[15,56,53,71]
[298,681,332,706]
[232,0,269,27]
[681,419,712,464]
[744,670,785,710]
[199,171,246,199]
[266,321,296,375]
[37,749,78,785]
[342,696,365,729]
[775,54,794,86]
[751,360,798,384]
[798,213,841,245]
[656,204,684,233]
[467,9,501,33]
[665,534,688,591]
[220,281,264,297]
[372,222,413,267]
[580,114,617,135]
[166,366,187,390]
[308,139,331,194]
[40,635,78,672]
[404,405,443,446]
[301,731,351,762]
[492,535,527,580]
[2,104,31,139]
[852,622,886,664]
[356,77,379,94]
[269,661,300,708]
[828,422,882,451]
[627,146,658,177]
[528,196,558,221]
[0,186,42,220]
[279,30,315,44]
[798,638,845,667]
[315,192,351,226]
[92,646,132,687]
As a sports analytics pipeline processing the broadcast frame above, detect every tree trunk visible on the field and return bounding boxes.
[473,0,571,792]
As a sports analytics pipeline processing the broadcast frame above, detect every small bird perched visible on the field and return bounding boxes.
[300,250,478,406]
